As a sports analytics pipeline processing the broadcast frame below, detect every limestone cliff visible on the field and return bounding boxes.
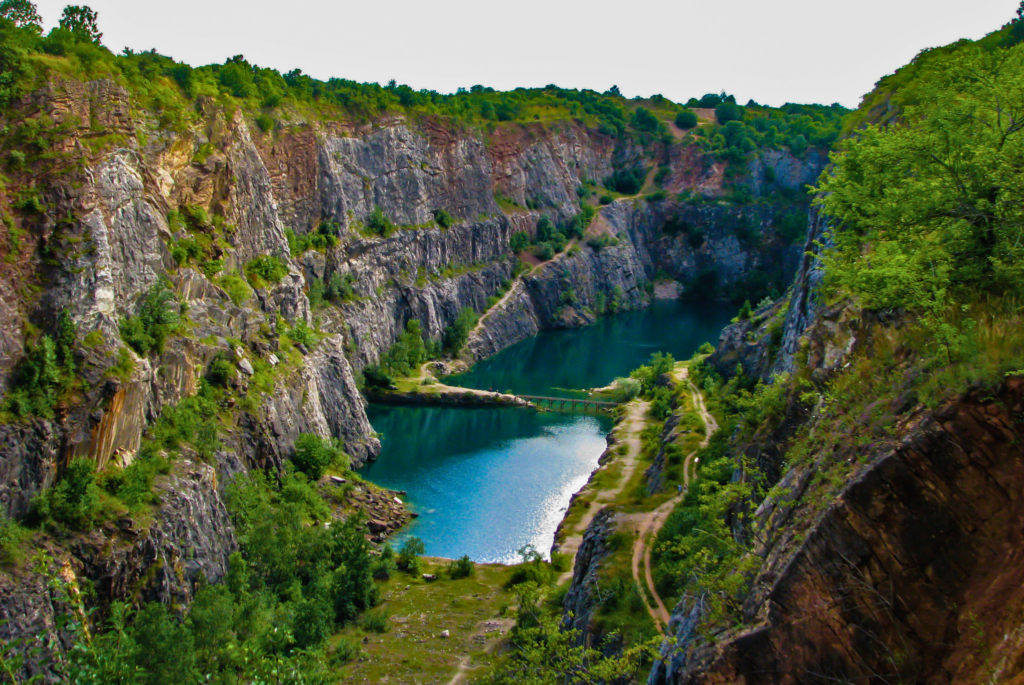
[0,73,823,647]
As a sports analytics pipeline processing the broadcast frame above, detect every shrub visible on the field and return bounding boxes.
[255,113,275,133]
[587,234,618,252]
[715,102,742,123]
[610,377,641,402]
[34,458,102,531]
[534,242,555,261]
[361,609,390,633]
[218,272,253,306]
[291,433,345,480]
[286,319,317,348]
[397,536,425,574]
[206,355,236,387]
[442,307,478,355]
[675,109,698,129]
[631,106,660,133]
[365,206,394,236]
[307,277,325,309]
[120,280,180,356]
[599,195,614,205]
[550,551,571,573]
[506,545,552,587]
[325,272,357,302]
[432,208,454,229]
[509,231,530,253]
[146,383,222,461]
[698,342,715,354]
[99,453,169,512]
[244,255,289,288]
[0,515,27,566]
[448,554,474,579]
[604,167,645,195]
[737,299,753,321]
[362,365,395,389]
[3,318,76,419]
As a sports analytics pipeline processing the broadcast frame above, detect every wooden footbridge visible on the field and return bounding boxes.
[518,395,619,412]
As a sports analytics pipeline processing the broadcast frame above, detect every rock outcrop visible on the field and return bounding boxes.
[0,74,824,652]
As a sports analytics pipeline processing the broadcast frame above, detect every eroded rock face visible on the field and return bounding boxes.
[0,77,821,652]
[561,507,617,648]
[651,382,1024,685]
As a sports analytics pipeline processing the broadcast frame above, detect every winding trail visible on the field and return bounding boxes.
[629,366,717,630]
[555,399,650,585]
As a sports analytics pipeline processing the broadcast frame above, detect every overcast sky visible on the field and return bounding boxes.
[32,0,1021,108]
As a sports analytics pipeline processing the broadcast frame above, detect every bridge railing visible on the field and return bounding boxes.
[517,395,620,411]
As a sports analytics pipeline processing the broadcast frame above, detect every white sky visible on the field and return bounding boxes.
[32,0,1021,108]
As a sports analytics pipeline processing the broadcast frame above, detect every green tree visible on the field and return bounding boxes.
[631,106,660,133]
[715,101,742,123]
[442,307,478,355]
[120,280,180,355]
[397,536,425,574]
[35,458,101,530]
[59,5,101,43]
[675,109,698,129]
[0,0,41,30]
[816,45,1024,311]
[291,433,345,480]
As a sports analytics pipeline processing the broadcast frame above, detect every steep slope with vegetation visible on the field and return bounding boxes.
[0,0,847,680]
[645,9,1024,685]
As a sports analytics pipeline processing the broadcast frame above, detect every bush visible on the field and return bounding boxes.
[737,299,752,321]
[586,234,618,252]
[362,365,395,389]
[442,307,479,355]
[255,113,275,133]
[325,272,357,302]
[365,206,394,236]
[698,342,715,354]
[631,106,660,133]
[610,377,641,402]
[361,609,390,633]
[372,544,397,580]
[99,453,168,512]
[286,319,317,348]
[206,355,236,387]
[0,515,27,566]
[599,195,614,205]
[448,554,474,579]
[432,208,454,229]
[291,433,345,480]
[550,551,571,573]
[34,458,102,531]
[506,545,552,587]
[146,382,222,461]
[534,242,555,261]
[120,280,180,356]
[715,102,742,123]
[397,536,425,574]
[509,231,530,253]
[604,167,645,195]
[244,255,289,287]
[3,316,76,419]
[675,109,698,129]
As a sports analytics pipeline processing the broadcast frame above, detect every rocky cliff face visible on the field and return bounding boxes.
[652,379,1024,685]
[0,75,824,644]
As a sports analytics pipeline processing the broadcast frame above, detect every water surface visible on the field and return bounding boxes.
[359,299,732,563]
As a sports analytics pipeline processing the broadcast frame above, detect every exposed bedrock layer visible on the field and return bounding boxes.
[0,77,823,649]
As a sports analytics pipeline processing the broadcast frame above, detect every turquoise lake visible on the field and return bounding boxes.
[358,299,733,563]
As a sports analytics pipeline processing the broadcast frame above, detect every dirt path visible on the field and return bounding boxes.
[629,366,717,629]
[555,399,650,585]
[444,617,516,685]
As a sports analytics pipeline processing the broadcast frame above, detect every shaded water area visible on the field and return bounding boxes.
[359,299,733,563]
